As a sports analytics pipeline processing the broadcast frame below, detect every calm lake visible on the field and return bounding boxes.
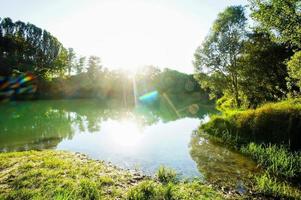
[0,99,260,188]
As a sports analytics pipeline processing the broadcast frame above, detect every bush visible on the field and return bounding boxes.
[126,181,159,200]
[201,99,301,150]
[156,166,178,184]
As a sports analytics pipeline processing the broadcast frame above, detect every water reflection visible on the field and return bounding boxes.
[104,119,143,147]
[0,97,261,182]
[189,132,261,189]
[0,102,75,151]
[0,95,211,151]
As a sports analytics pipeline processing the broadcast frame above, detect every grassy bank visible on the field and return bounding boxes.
[201,98,301,150]
[0,150,224,200]
[198,99,301,199]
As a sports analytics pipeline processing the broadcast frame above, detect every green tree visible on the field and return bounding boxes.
[87,56,102,77]
[249,0,301,47]
[238,32,293,106]
[67,48,76,76]
[0,17,67,78]
[76,56,86,74]
[250,0,301,94]
[287,51,301,91]
[53,47,69,78]
[194,6,247,107]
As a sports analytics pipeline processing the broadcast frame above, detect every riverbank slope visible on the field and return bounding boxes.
[0,150,224,200]
[198,99,301,199]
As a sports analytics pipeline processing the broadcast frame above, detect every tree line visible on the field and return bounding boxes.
[0,17,208,103]
[193,0,301,109]
[0,17,104,79]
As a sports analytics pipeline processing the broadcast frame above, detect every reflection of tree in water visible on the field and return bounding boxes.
[136,91,216,123]
[0,99,158,151]
[0,100,113,151]
[0,102,74,151]
[189,132,261,191]
[0,96,215,152]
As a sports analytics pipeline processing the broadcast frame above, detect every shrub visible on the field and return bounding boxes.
[156,166,178,184]
[126,181,159,200]
[200,98,301,150]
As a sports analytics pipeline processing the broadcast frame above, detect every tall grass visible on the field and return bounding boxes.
[198,99,301,198]
[156,166,178,184]
[255,173,301,199]
[241,143,301,179]
[201,98,301,150]
[126,180,223,200]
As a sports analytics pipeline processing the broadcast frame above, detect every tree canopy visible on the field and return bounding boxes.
[0,17,67,78]
[250,0,301,48]
[194,6,247,107]
[194,3,300,108]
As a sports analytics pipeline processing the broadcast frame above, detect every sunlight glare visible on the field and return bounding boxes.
[106,119,144,148]
[52,0,203,72]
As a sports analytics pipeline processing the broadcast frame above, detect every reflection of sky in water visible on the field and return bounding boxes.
[57,117,201,177]
[0,100,260,185]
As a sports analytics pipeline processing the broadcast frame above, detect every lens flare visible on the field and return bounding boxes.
[0,72,37,101]
[138,91,158,104]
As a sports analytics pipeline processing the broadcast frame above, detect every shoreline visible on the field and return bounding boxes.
[0,150,225,200]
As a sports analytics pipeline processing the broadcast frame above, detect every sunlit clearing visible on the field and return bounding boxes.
[106,120,143,148]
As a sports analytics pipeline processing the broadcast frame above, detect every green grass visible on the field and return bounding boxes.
[201,98,301,150]
[241,143,301,179]
[0,150,132,200]
[126,180,224,200]
[198,98,301,199]
[0,150,224,200]
[255,173,301,199]
[155,166,178,184]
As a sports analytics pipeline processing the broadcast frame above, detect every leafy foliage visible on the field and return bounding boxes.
[249,0,301,97]
[249,0,301,48]
[0,17,67,78]
[194,6,247,107]
[201,98,301,150]
[287,51,301,90]
[238,32,293,107]
[156,166,178,184]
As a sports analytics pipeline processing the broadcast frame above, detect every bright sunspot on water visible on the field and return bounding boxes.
[106,120,143,148]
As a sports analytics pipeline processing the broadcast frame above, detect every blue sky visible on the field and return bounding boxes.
[0,0,248,73]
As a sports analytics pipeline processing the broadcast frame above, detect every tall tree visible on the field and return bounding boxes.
[67,48,76,76]
[0,17,67,78]
[194,6,247,107]
[287,51,301,91]
[76,56,86,74]
[238,32,293,106]
[87,56,102,78]
[250,0,301,48]
[250,0,301,94]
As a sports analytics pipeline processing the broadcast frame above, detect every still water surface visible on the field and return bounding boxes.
[0,99,260,187]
